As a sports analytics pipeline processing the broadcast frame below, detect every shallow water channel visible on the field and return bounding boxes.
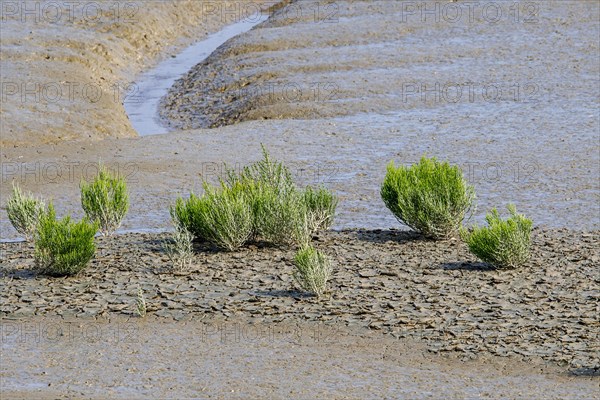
[124,15,267,136]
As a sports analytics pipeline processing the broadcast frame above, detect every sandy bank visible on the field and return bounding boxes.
[0,0,276,147]
[160,0,600,129]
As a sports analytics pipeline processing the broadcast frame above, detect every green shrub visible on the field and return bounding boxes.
[303,186,338,234]
[5,183,45,241]
[34,203,98,276]
[171,182,253,251]
[171,194,209,240]
[227,145,304,245]
[172,146,337,249]
[236,146,337,246]
[293,245,333,298]
[381,156,475,239]
[232,144,296,195]
[201,182,254,251]
[460,204,533,269]
[248,179,308,246]
[80,164,129,236]
[163,217,194,272]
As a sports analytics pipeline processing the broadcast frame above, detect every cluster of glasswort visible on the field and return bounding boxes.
[6,164,129,277]
[170,146,338,296]
[5,149,532,301]
[381,156,532,269]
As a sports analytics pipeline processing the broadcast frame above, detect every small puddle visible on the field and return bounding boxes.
[124,15,268,136]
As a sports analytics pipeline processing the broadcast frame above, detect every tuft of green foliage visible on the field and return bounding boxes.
[5,182,45,241]
[171,182,253,251]
[80,164,129,236]
[170,194,206,240]
[163,217,194,272]
[200,182,254,251]
[172,146,337,250]
[303,186,338,234]
[237,145,338,246]
[34,203,98,277]
[247,178,309,246]
[460,204,533,269]
[230,145,304,245]
[231,145,296,195]
[381,156,475,239]
[135,286,147,317]
[293,245,333,298]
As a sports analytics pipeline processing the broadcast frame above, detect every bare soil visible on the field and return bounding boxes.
[1,316,597,399]
[2,228,599,370]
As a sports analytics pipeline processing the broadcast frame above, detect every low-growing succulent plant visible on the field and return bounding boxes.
[34,203,98,276]
[6,182,45,241]
[80,164,129,236]
[460,204,533,269]
[172,145,337,250]
[293,245,333,298]
[381,156,475,239]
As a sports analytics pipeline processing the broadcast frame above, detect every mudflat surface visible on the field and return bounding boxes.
[2,0,598,235]
[1,114,598,236]
[1,0,599,398]
[2,229,599,370]
[1,316,597,399]
[161,0,599,131]
[159,0,599,230]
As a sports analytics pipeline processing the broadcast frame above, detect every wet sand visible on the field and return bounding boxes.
[1,0,598,235]
[1,114,598,237]
[161,0,599,130]
[2,316,597,399]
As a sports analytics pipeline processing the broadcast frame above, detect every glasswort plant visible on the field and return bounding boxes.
[80,164,129,236]
[5,182,45,241]
[293,245,333,298]
[163,216,195,272]
[172,146,337,250]
[34,203,98,277]
[381,156,475,239]
[461,204,533,269]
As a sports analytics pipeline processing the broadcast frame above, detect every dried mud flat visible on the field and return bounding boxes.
[2,229,599,370]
